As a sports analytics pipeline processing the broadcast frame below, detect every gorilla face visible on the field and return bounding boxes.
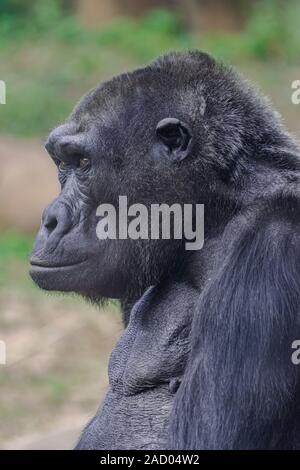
[30,63,198,300]
[31,51,266,300]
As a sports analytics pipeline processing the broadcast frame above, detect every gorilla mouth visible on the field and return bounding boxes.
[29,257,90,293]
[30,257,87,269]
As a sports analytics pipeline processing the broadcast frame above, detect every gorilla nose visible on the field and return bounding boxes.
[44,213,58,234]
[42,202,72,238]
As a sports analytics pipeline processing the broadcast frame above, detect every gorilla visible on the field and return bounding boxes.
[30,51,300,449]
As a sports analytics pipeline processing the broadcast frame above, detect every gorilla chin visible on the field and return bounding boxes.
[29,257,125,299]
[29,259,88,291]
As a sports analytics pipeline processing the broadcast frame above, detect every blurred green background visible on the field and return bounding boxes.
[0,0,299,449]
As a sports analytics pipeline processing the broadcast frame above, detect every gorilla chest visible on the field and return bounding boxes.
[79,283,197,450]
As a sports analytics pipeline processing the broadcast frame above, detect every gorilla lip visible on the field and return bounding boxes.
[30,258,87,269]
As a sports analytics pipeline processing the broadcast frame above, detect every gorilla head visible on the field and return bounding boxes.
[30,51,291,303]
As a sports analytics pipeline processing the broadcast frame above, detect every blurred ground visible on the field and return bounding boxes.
[0,137,58,233]
[0,280,121,449]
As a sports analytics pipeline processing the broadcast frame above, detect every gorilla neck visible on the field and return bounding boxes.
[77,280,198,449]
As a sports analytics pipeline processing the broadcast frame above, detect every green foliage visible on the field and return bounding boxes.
[0,231,33,262]
[200,0,300,63]
[0,0,36,17]
[0,0,299,137]
[1,0,299,60]
[93,10,192,61]
[0,6,195,137]
[0,0,77,47]
[243,0,300,61]
[0,231,34,288]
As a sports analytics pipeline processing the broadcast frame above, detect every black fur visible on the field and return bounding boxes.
[170,194,300,449]
[30,51,300,449]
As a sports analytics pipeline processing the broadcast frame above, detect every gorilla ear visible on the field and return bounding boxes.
[156,118,192,161]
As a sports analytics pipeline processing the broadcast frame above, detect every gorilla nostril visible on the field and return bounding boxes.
[45,216,58,234]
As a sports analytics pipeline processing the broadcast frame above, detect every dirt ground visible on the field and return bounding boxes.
[0,136,59,234]
[0,275,122,449]
[0,289,122,449]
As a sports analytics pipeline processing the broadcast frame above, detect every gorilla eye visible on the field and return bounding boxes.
[79,157,90,169]
[59,161,69,171]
